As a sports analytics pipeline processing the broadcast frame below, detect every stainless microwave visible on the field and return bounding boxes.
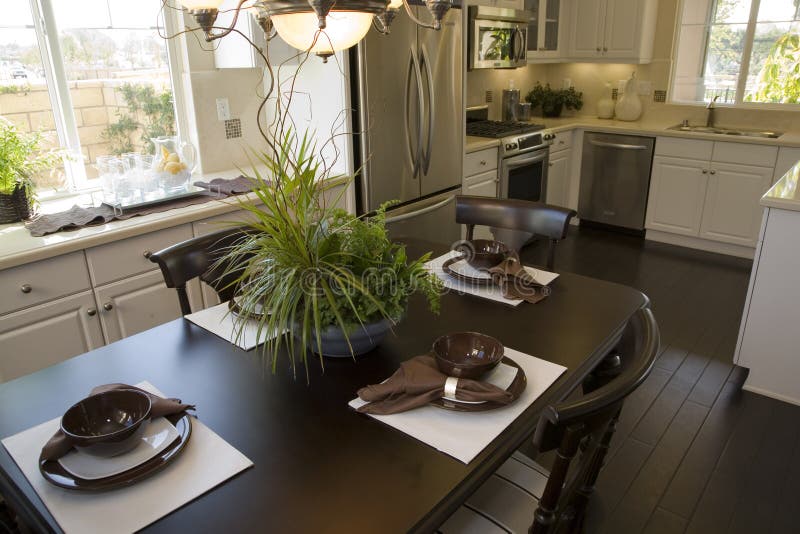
[468,6,531,70]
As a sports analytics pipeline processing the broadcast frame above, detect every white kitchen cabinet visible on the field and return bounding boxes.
[464,169,499,197]
[93,270,201,344]
[774,147,800,182]
[699,163,773,247]
[0,291,104,382]
[567,0,658,63]
[646,156,708,236]
[526,0,565,61]
[463,146,500,239]
[546,149,570,207]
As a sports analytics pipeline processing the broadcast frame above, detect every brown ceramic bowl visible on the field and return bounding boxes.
[60,389,152,458]
[432,332,505,379]
[458,239,510,270]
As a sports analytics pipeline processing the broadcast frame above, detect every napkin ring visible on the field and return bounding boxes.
[444,376,459,398]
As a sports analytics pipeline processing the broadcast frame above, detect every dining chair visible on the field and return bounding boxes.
[455,196,577,271]
[439,307,660,534]
[148,227,251,315]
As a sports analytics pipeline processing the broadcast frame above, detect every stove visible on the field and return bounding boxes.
[465,120,546,138]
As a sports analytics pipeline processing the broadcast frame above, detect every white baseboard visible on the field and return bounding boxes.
[645,230,755,259]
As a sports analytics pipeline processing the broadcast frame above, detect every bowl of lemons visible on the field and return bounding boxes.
[151,137,196,194]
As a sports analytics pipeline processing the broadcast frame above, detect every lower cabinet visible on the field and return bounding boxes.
[0,291,104,382]
[546,148,571,207]
[463,155,499,240]
[463,169,498,197]
[699,163,773,246]
[93,270,201,343]
[646,156,708,236]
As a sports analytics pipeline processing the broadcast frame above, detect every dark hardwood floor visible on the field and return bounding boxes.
[520,226,800,534]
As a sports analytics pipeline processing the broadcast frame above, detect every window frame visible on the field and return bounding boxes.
[669,0,800,110]
[18,0,188,195]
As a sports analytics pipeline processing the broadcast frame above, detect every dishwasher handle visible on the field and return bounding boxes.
[589,140,649,151]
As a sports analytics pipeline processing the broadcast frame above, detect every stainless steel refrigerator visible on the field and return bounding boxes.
[353,1,463,246]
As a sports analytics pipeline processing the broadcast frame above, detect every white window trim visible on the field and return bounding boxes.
[669,0,800,111]
[21,0,189,194]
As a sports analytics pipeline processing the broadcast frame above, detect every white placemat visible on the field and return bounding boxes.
[425,251,559,306]
[1,382,253,534]
[349,347,567,464]
[185,301,279,350]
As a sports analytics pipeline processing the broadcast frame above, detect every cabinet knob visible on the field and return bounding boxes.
[87,308,97,317]
[20,284,32,294]
[103,302,114,311]
[603,47,608,52]
[709,169,716,175]
[479,160,487,166]
[596,47,601,52]
[549,163,553,167]
[143,250,152,259]
[702,169,708,174]
[494,178,500,183]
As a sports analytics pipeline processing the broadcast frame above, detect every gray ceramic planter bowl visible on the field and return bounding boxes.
[296,318,393,358]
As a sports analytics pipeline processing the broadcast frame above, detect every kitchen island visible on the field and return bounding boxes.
[735,159,800,405]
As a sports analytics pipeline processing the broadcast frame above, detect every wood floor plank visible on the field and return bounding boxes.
[655,346,689,373]
[600,401,710,534]
[684,393,775,534]
[658,380,746,518]
[769,416,800,533]
[643,508,688,534]
[687,358,733,407]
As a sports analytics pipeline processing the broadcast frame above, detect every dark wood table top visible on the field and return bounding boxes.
[0,242,648,534]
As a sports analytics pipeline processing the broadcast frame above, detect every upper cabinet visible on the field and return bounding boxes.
[567,0,658,63]
[525,0,565,62]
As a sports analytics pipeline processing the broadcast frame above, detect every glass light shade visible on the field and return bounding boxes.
[177,0,224,9]
[272,11,374,55]
[388,0,403,8]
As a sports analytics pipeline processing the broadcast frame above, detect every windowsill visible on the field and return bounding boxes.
[668,100,800,112]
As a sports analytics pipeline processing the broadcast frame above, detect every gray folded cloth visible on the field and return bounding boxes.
[25,205,116,236]
[193,176,257,195]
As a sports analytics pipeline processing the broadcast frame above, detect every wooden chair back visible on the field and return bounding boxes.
[148,227,250,315]
[454,195,576,270]
[530,307,660,533]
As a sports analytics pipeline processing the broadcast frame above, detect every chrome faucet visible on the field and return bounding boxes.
[706,95,720,128]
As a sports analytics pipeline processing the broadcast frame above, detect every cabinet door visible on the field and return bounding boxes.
[568,0,605,58]
[0,291,104,383]
[463,170,499,240]
[774,147,800,182]
[645,156,708,236]
[546,150,570,207]
[699,162,773,247]
[602,0,641,58]
[94,270,202,343]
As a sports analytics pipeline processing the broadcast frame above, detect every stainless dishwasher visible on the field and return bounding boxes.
[578,132,655,231]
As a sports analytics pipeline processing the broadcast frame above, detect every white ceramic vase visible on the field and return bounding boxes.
[615,73,642,122]
[597,82,615,119]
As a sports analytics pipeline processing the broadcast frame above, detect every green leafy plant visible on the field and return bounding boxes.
[746,32,800,104]
[484,30,513,60]
[102,83,176,155]
[525,83,583,117]
[0,120,63,207]
[220,131,442,376]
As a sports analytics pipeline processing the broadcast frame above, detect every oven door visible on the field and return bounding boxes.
[470,20,527,69]
[500,149,549,202]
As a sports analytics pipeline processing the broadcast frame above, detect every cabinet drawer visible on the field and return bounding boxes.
[0,251,90,316]
[656,137,713,160]
[193,210,256,237]
[464,147,498,177]
[86,224,193,286]
[712,142,777,168]
[550,131,573,153]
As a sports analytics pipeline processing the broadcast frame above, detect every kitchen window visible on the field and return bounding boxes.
[0,0,184,196]
[671,0,800,106]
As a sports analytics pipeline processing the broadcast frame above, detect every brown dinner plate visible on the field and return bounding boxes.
[429,356,527,412]
[39,412,192,491]
[442,256,544,289]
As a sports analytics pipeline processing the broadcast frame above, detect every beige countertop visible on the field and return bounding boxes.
[0,168,264,270]
[466,116,800,152]
[762,160,800,211]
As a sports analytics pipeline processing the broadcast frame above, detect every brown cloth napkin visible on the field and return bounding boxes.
[194,176,257,195]
[39,383,195,462]
[356,355,514,415]
[487,252,550,304]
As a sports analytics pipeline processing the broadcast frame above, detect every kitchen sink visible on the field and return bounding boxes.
[667,124,782,139]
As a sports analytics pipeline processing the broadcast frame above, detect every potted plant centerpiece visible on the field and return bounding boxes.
[525,83,584,118]
[0,120,63,223]
[220,132,442,372]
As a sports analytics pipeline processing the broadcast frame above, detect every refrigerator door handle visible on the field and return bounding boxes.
[419,44,435,176]
[405,48,424,179]
[384,194,457,224]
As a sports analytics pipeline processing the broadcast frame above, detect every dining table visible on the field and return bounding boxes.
[0,239,649,533]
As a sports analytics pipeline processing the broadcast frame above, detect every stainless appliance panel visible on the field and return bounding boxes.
[417,5,463,197]
[500,148,549,202]
[578,132,655,230]
[468,6,530,69]
[385,188,462,246]
[359,12,420,209]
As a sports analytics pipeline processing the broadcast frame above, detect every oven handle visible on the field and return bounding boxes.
[504,150,549,168]
[590,140,649,150]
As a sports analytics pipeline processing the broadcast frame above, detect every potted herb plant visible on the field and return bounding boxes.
[525,83,584,118]
[220,131,442,374]
[0,120,63,223]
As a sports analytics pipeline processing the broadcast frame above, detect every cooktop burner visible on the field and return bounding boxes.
[466,120,546,138]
